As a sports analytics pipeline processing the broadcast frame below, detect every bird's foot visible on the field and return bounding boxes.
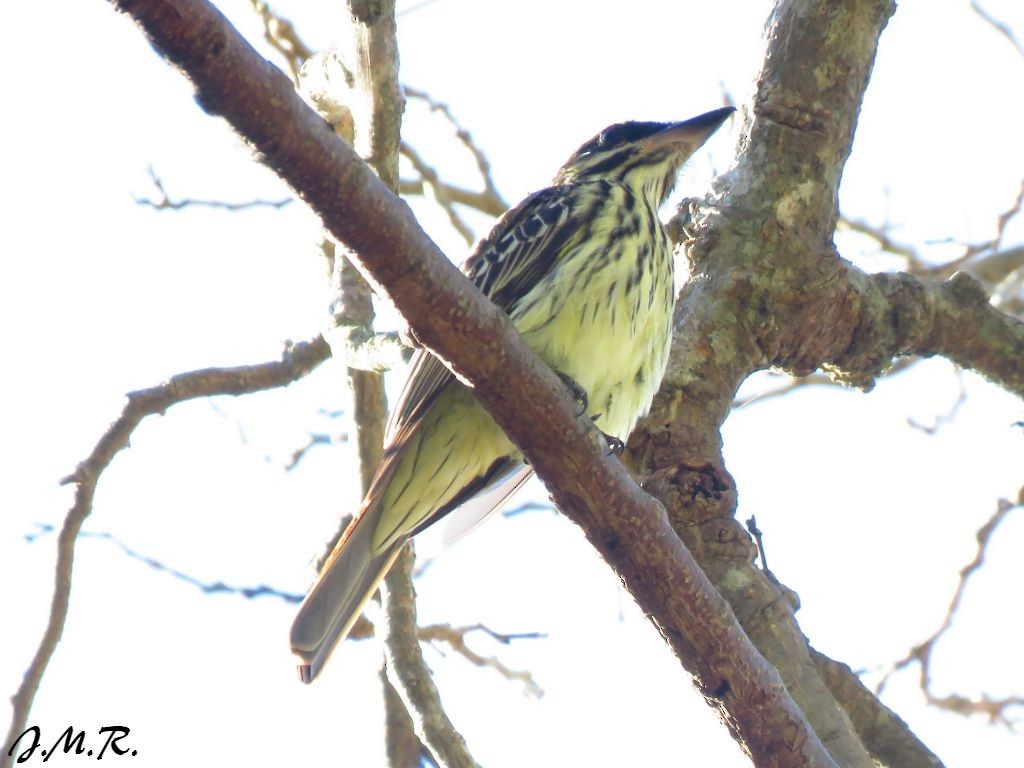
[603,433,625,456]
[556,371,589,417]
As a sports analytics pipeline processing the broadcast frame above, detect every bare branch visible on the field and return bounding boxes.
[812,650,945,768]
[134,165,292,211]
[973,246,1024,291]
[382,666,438,768]
[398,177,506,218]
[3,336,330,761]
[397,87,508,238]
[731,359,919,411]
[906,367,967,435]
[249,0,313,82]
[382,547,481,768]
[404,86,507,211]
[970,0,1024,61]
[835,271,1024,398]
[283,431,348,471]
[26,526,305,602]
[840,214,919,264]
[920,180,1024,279]
[254,1,506,237]
[400,141,476,244]
[840,180,1024,289]
[419,624,545,698]
[877,487,1024,726]
[633,2,911,766]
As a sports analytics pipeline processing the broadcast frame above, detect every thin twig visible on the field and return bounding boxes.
[134,166,292,211]
[906,367,967,435]
[419,624,545,698]
[877,486,1024,726]
[398,0,445,17]
[840,180,1024,282]
[283,432,348,471]
[249,0,313,82]
[25,525,305,602]
[398,178,506,218]
[745,516,770,573]
[921,180,1024,278]
[732,358,920,410]
[400,142,476,244]
[403,87,507,210]
[732,372,835,409]
[840,215,919,263]
[969,0,1024,61]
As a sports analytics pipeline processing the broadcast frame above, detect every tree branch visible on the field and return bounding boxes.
[633,0,1021,763]
[314,2,438,763]
[403,86,507,213]
[2,336,330,765]
[970,0,1024,61]
[399,141,477,244]
[134,165,293,210]
[877,486,1024,727]
[382,547,481,768]
[398,176,506,219]
[631,2,901,767]
[811,650,944,768]
[833,270,1024,398]
[105,0,838,764]
[418,624,544,698]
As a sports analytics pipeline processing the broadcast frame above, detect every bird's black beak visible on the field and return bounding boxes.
[645,106,736,151]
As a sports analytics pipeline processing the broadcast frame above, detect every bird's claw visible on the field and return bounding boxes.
[603,433,625,456]
[556,371,589,417]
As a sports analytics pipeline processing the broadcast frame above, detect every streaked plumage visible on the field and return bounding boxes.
[291,107,735,682]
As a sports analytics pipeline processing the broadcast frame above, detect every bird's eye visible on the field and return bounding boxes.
[599,127,622,146]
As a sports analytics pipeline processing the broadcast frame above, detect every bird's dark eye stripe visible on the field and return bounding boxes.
[581,148,634,178]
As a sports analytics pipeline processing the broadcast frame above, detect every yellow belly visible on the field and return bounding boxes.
[513,209,675,439]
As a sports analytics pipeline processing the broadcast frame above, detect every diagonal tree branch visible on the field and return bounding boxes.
[105,0,839,764]
[811,650,944,768]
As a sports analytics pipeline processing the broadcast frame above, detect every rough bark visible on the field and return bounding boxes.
[626,2,995,768]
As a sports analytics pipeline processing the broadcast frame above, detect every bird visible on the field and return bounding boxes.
[290,106,735,683]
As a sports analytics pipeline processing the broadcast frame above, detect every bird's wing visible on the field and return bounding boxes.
[291,187,582,680]
[384,185,579,446]
[440,462,535,546]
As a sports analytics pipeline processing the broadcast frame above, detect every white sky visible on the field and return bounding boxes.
[2,0,1023,766]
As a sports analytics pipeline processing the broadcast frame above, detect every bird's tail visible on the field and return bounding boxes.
[289,510,403,684]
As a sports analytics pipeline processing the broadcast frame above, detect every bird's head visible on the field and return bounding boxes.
[552,106,735,207]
